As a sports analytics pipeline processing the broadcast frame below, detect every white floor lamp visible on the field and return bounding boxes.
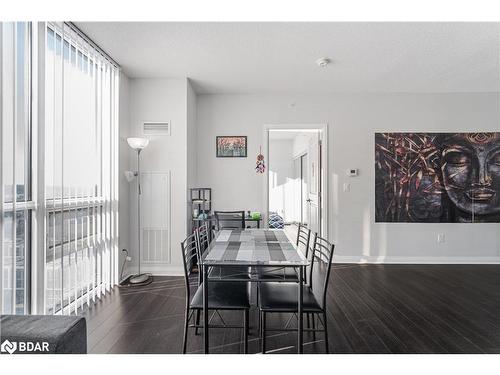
[126,137,152,284]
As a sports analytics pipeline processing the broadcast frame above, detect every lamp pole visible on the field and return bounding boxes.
[128,142,150,284]
[137,148,142,276]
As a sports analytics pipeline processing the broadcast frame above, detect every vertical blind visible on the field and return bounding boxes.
[1,22,32,315]
[44,22,119,314]
[1,22,120,315]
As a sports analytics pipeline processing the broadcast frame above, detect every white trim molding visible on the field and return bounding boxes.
[334,255,500,264]
[263,123,329,239]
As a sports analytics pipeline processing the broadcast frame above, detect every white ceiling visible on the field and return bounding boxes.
[76,22,500,94]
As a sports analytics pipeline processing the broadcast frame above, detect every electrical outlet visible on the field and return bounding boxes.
[437,233,445,243]
[343,183,351,192]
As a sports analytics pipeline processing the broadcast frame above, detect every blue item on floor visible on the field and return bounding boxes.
[268,213,284,229]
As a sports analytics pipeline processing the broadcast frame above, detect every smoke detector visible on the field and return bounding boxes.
[316,57,331,68]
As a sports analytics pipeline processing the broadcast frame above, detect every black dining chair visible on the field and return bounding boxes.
[258,233,335,354]
[255,224,312,332]
[214,210,245,231]
[181,232,250,354]
[256,223,312,282]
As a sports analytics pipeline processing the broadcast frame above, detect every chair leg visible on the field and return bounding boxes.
[257,283,261,333]
[312,313,316,341]
[243,309,249,354]
[246,313,250,336]
[261,312,266,354]
[182,308,190,354]
[195,310,201,335]
[259,310,263,345]
[256,282,260,305]
[307,313,311,329]
[323,311,329,354]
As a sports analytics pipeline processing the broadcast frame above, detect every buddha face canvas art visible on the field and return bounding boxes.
[375,132,500,223]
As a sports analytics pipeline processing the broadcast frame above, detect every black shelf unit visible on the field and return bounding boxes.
[189,188,212,233]
[189,188,212,273]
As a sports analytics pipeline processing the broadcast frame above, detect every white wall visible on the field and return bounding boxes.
[187,80,198,187]
[118,72,131,280]
[187,79,198,232]
[197,92,500,263]
[268,138,296,222]
[292,132,317,159]
[127,78,189,275]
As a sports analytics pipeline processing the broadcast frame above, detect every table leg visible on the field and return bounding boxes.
[203,264,209,354]
[257,220,260,229]
[298,266,303,354]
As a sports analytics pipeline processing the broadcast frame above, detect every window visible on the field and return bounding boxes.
[1,22,32,315]
[44,23,119,314]
[1,22,119,315]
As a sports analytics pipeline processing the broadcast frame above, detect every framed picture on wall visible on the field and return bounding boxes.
[375,132,500,223]
[216,136,248,157]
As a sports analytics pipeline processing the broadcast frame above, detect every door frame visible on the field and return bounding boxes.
[263,123,328,239]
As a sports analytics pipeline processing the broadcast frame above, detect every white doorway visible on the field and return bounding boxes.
[265,125,327,237]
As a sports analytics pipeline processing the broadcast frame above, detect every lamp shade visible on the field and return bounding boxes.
[127,137,149,150]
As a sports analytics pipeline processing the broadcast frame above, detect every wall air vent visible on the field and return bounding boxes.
[143,121,171,136]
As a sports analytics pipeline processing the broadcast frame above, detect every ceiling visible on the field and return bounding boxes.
[76,22,500,94]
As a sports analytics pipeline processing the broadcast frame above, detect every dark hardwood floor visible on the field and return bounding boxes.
[82,264,500,354]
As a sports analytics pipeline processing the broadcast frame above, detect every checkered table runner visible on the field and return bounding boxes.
[215,229,290,243]
[203,229,307,266]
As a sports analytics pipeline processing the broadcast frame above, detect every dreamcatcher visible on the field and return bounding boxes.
[255,146,265,173]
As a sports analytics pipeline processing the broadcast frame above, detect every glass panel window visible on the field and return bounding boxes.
[44,23,119,314]
[1,21,118,316]
[1,22,31,315]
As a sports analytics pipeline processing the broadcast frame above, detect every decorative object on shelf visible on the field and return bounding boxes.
[197,213,208,220]
[250,211,262,220]
[190,188,212,227]
[216,136,247,157]
[124,137,153,286]
[255,146,265,173]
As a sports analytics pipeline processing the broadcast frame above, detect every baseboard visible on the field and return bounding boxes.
[124,264,185,277]
[122,257,500,278]
[333,255,500,264]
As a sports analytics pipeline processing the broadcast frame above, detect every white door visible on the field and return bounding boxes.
[300,154,309,225]
[307,134,321,236]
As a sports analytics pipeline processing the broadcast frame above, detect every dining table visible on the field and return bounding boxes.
[200,228,309,354]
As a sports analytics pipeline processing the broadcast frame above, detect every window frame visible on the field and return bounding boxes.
[0,22,34,315]
[1,22,120,315]
[40,22,120,315]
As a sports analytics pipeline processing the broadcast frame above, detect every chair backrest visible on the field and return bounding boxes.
[296,223,312,283]
[197,223,210,254]
[214,210,245,230]
[195,223,211,284]
[181,232,200,302]
[296,223,312,258]
[308,233,335,310]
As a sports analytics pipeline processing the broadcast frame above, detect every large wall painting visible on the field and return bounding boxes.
[375,132,500,223]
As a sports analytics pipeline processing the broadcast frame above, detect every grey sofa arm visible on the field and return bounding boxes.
[0,315,87,354]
